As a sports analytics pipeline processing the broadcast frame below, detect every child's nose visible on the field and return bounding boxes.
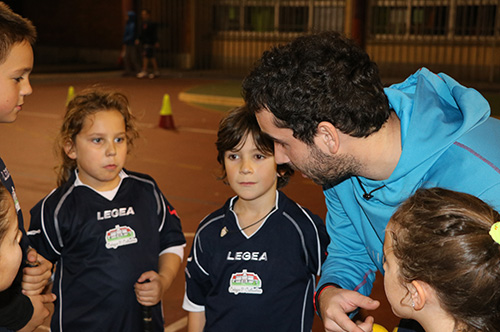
[21,78,32,96]
[106,142,117,156]
[240,159,253,174]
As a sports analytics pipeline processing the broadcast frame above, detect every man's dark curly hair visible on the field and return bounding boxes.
[242,31,391,144]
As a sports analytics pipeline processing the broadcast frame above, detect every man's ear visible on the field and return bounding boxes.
[316,121,340,154]
[64,140,77,160]
[409,280,427,311]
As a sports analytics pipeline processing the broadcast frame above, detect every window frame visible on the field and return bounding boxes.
[369,0,499,41]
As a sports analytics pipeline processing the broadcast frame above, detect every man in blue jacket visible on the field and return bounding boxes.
[242,31,500,332]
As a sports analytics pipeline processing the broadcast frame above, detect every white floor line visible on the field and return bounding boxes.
[165,316,188,332]
[21,112,218,136]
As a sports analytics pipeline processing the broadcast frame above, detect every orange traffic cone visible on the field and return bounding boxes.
[66,86,75,106]
[158,94,175,130]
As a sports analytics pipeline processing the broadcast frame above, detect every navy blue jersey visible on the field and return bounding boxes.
[0,157,32,331]
[28,169,185,332]
[138,20,157,45]
[183,191,329,332]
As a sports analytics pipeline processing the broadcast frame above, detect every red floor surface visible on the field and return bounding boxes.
[1,71,399,331]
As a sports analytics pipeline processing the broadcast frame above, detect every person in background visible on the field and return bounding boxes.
[121,10,139,77]
[136,9,160,79]
[384,187,500,332]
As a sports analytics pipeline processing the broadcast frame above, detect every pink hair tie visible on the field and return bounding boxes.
[489,222,500,245]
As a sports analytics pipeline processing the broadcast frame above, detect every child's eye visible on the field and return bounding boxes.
[13,77,22,83]
[92,138,102,143]
[255,154,266,160]
[227,154,238,160]
[115,137,126,143]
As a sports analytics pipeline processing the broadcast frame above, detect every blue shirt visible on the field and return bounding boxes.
[318,68,500,296]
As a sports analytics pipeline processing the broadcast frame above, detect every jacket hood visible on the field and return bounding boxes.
[383,67,490,182]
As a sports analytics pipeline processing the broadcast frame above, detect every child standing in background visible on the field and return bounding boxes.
[0,2,56,331]
[384,187,500,332]
[136,9,160,79]
[28,88,186,331]
[183,106,329,332]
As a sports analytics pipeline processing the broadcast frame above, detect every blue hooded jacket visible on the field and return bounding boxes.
[318,68,500,296]
[123,11,136,45]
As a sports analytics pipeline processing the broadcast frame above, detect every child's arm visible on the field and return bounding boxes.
[187,311,206,332]
[134,252,181,306]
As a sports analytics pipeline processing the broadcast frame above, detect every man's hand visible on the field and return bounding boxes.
[22,248,53,296]
[18,293,56,332]
[319,287,380,332]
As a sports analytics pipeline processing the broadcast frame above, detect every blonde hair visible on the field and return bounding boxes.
[56,88,139,186]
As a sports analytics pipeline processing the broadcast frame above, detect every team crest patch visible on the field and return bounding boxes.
[105,224,138,249]
[228,269,263,295]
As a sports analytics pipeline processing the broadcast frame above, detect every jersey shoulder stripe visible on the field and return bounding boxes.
[193,213,225,276]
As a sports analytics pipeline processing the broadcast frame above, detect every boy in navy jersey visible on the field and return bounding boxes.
[28,88,186,331]
[182,106,329,332]
[0,3,56,331]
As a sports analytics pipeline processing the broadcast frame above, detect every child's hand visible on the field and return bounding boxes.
[22,248,53,296]
[134,271,166,306]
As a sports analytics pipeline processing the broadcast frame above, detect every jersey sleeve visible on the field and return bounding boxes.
[156,188,186,252]
[317,192,377,297]
[182,220,212,312]
[295,205,329,276]
[28,191,63,263]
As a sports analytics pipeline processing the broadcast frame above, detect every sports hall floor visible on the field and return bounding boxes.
[5,69,498,331]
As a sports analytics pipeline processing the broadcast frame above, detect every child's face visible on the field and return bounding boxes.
[0,41,33,123]
[0,198,22,292]
[383,223,413,318]
[66,110,128,191]
[224,133,278,202]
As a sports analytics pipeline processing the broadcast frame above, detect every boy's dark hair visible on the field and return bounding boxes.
[215,105,293,189]
[0,2,36,64]
[390,188,500,332]
[242,31,390,145]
